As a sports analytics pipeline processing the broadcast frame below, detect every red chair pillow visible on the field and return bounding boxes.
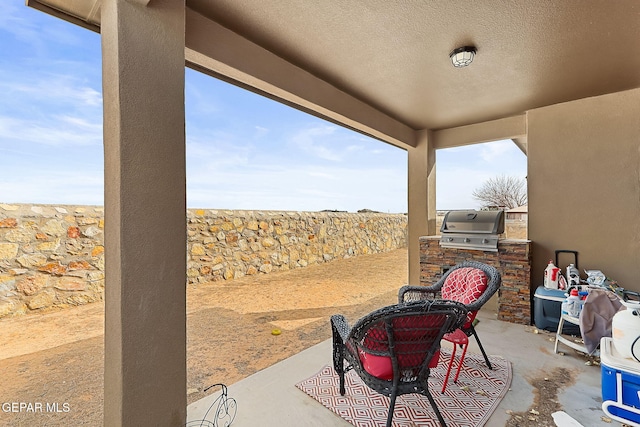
[441,267,488,305]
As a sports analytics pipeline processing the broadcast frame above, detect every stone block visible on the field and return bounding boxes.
[16,275,48,296]
[0,218,18,228]
[54,277,86,291]
[67,227,80,238]
[27,288,56,310]
[68,261,93,271]
[82,226,101,237]
[261,237,276,248]
[91,245,104,257]
[0,298,18,318]
[38,262,67,276]
[41,219,66,236]
[223,268,234,280]
[191,244,206,256]
[16,253,47,268]
[37,238,61,252]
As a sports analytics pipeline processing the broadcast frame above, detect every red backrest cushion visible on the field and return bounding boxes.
[356,314,446,380]
[441,267,488,305]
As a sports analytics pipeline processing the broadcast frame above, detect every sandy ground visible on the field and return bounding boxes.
[0,249,407,426]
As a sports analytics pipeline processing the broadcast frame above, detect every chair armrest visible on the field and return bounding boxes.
[330,314,351,343]
[398,285,439,303]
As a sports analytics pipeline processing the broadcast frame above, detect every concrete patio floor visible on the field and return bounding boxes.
[187,308,613,427]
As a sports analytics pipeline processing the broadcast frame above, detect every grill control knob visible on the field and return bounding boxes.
[482,238,489,244]
[463,238,470,243]
[447,237,454,242]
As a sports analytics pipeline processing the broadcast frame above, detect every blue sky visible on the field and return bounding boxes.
[0,1,526,213]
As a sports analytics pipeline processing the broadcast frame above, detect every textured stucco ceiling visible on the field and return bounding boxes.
[187,0,640,131]
[29,0,640,132]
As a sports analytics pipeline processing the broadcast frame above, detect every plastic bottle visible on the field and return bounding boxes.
[578,291,588,315]
[567,264,580,286]
[566,288,581,317]
[544,260,560,289]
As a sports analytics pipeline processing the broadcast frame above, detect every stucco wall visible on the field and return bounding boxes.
[528,88,640,292]
[0,204,407,318]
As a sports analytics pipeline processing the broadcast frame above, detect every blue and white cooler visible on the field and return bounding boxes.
[533,286,580,334]
[601,337,640,426]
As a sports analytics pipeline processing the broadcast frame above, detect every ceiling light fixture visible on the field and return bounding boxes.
[449,46,476,68]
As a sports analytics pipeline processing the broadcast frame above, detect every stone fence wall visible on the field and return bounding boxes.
[186,209,407,284]
[0,204,408,318]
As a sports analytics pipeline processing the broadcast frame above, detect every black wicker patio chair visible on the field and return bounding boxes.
[331,299,468,427]
[398,261,501,372]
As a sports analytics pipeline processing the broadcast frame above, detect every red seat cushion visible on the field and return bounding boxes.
[358,349,441,380]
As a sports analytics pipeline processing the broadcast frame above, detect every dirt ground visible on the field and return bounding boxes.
[0,249,407,426]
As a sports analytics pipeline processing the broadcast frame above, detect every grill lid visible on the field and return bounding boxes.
[440,210,505,234]
[439,210,505,251]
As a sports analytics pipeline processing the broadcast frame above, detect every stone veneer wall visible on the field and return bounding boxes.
[419,236,532,325]
[186,209,407,284]
[0,204,407,318]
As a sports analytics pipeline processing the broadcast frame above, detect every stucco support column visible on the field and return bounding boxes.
[101,1,186,425]
[407,130,436,285]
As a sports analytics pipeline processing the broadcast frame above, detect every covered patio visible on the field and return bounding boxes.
[24,0,640,425]
[186,309,603,426]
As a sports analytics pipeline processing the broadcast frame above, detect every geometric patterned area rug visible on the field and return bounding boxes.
[295,350,512,427]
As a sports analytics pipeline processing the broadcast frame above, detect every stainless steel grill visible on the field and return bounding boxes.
[439,210,505,251]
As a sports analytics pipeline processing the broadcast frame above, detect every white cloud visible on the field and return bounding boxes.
[185,80,223,116]
[287,125,374,163]
[0,115,102,147]
[0,75,102,107]
[346,144,365,153]
[0,166,103,205]
[186,137,255,184]
[306,171,337,180]
[290,125,343,161]
[254,126,269,138]
[0,2,84,55]
[58,115,103,131]
[0,2,43,51]
[479,140,514,163]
